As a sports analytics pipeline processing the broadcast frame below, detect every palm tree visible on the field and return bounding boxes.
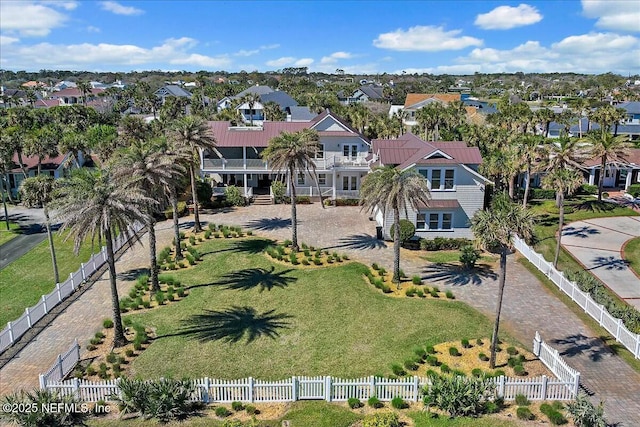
[360,166,430,284]
[261,129,322,252]
[24,123,61,175]
[470,193,536,368]
[168,116,216,233]
[76,80,92,106]
[541,169,583,268]
[581,131,631,201]
[20,175,59,283]
[112,134,185,293]
[516,134,542,207]
[53,168,153,347]
[241,93,261,126]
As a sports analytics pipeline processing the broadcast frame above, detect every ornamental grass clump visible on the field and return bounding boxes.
[422,375,496,418]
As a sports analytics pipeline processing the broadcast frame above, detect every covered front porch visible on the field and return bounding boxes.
[585,166,640,191]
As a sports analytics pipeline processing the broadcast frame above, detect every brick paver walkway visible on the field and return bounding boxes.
[1,204,639,425]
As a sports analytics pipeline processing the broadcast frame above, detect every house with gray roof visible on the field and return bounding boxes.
[223,85,302,125]
[338,85,385,105]
[370,133,491,239]
[154,85,192,104]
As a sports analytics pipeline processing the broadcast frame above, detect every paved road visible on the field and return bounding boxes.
[561,216,640,310]
[1,205,639,425]
[0,206,48,270]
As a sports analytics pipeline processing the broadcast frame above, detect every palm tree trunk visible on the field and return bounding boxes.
[554,194,564,268]
[189,165,202,232]
[393,208,401,286]
[104,226,126,347]
[522,165,531,208]
[43,204,59,284]
[16,151,29,178]
[4,174,15,203]
[597,156,606,202]
[289,172,299,252]
[147,214,159,293]
[508,175,515,200]
[490,247,508,369]
[37,159,42,176]
[170,186,183,261]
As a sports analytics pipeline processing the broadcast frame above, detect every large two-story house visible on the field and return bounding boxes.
[370,133,491,239]
[201,110,372,201]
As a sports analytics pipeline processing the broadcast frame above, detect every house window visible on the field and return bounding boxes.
[416,213,426,230]
[429,213,439,230]
[420,212,454,230]
[297,173,305,185]
[316,143,324,159]
[431,170,441,190]
[442,213,452,229]
[343,145,349,157]
[444,170,455,190]
[420,168,456,191]
[343,144,358,159]
[318,174,326,186]
[351,145,358,159]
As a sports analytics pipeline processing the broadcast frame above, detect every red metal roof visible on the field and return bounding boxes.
[582,148,640,168]
[50,88,105,98]
[208,121,310,147]
[372,133,483,167]
[10,153,65,172]
[417,200,461,209]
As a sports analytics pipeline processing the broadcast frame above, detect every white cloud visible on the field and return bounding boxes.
[0,35,20,45]
[294,58,314,67]
[99,1,144,16]
[265,57,296,67]
[86,26,101,33]
[402,32,640,74]
[373,25,482,51]
[474,4,542,30]
[582,0,640,32]
[0,1,72,37]
[320,51,354,64]
[0,37,231,70]
[259,44,280,50]
[234,49,259,57]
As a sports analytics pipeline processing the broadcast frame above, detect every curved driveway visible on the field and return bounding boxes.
[561,216,640,310]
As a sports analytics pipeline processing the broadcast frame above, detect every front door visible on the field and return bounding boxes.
[603,168,616,187]
[342,176,357,191]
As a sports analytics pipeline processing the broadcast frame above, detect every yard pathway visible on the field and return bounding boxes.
[207,204,640,426]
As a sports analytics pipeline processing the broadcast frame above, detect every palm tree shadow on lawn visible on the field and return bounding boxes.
[199,238,276,257]
[323,233,387,251]
[165,306,293,343]
[188,266,297,292]
[421,263,497,286]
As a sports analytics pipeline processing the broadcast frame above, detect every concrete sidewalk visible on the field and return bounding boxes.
[561,216,640,309]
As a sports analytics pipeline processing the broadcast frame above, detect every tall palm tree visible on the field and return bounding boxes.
[76,80,92,106]
[169,116,216,233]
[581,131,631,201]
[261,128,321,252]
[20,175,59,283]
[112,135,186,293]
[24,123,61,175]
[541,169,583,268]
[241,93,261,126]
[470,193,536,368]
[516,134,542,207]
[53,168,153,347]
[360,166,430,284]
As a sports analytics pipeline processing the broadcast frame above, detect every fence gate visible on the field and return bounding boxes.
[298,376,325,400]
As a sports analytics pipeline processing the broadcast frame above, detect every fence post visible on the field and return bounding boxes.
[615,319,623,340]
[541,375,548,400]
[39,374,46,390]
[42,295,47,314]
[73,377,80,398]
[81,263,86,281]
[498,376,505,397]
[291,376,297,401]
[57,354,64,380]
[203,377,210,403]
[248,377,254,403]
[56,283,62,302]
[369,376,376,399]
[324,376,332,402]
[573,373,580,397]
[7,322,14,343]
[25,307,32,328]
[413,376,419,402]
[75,339,80,360]
[599,304,605,326]
[533,331,541,357]
[635,337,640,359]
[69,272,75,291]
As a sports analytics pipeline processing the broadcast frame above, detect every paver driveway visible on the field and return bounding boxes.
[561,216,640,310]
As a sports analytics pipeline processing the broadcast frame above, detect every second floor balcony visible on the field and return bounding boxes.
[202,154,372,172]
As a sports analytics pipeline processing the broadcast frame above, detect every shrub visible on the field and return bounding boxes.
[367,395,384,409]
[391,364,406,376]
[506,346,518,355]
[106,352,117,363]
[493,369,506,377]
[439,364,450,373]
[478,352,489,362]
[90,337,101,345]
[461,339,470,348]
[476,338,483,345]
[627,183,640,198]
[404,359,418,371]
[155,292,166,305]
[405,287,417,297]
[381,284,392,293]
[445,290,455,299]
[390,219,415,243]
[215,406,231,418]
[378,267,387,276]
[448,347,460,357]
[578,183,598,195]
[362,412,399,427]
[430,290,439,298]
[426,355,438,366]
[164,201,187,219]
[416,289,424,298]
[348,397,363,409]
[125,349,135,357]
[411,275,422,285]
[86,344,97,351]
[414,347,427,359]
[142,300,151,309]
[1,389,89,427]
[177,287,186,297]
[134,342,143,351]
[515,394,530,406]
[567,392,607,427]
[517,406,535,420]
[391,396,408,409]
[471,368,483,377]
[372,263,380,270]
[86,365,96,376]
[245,404,257,415]
[231,401,244,411]
[420,237,472,251]
[422,375,496,417]
[460,245,481,269]
[426,345,436,354]
[224,186,245,206]
[530,188,556,199]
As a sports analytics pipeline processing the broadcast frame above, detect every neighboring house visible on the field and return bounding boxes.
[402,93,462,127]
[154,85,192,105]
[287,106,316,122]
[227,86,299,125]
[338,85,385,105]
[582,148,640,191]
[201,110,372,200]
[54,81,76,90]
[7,152,85,198]
[34,99,62,108]
[49,87,104,106]
[370,133,491,239]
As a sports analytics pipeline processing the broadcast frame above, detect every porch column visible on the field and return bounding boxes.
[244,173,248,197]
[625,168,633,190]
[588,169,595,186]
[243,146,247,170]
[332,169,337,199]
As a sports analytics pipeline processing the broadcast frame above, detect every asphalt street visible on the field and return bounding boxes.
[0,206,48,270]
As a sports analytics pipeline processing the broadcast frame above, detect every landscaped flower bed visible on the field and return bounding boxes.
[363,264,455,299]
[118,274,188,313]
[265,241,351,267]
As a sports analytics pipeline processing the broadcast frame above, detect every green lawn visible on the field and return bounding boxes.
[0,232,94,326]
[0,221,21,246]
[128,237,496,380]
[623,237,640,278]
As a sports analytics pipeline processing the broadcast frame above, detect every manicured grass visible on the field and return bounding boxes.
[0,221,21,246]
[410,412,520,426]
[0,232,94,326]
[128,237,495,380]
[623,237,640,279]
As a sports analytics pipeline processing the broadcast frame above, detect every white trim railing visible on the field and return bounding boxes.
[514,236,640,359]
[42,335,578,402]
[0,222,144,354]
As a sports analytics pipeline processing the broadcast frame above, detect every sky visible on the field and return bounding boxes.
[0,0,639,75]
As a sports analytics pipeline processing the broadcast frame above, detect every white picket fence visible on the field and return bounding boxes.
[41,334,579,403]
[0,223,144,354]
[514,236,640,359]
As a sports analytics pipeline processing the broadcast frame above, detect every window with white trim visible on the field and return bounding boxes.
[417,168,456,191]
[316,143,324,159]
[318,173,326,186]
[297,173,305,185]
[416,212,453,230]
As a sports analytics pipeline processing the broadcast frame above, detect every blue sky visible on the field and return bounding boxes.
[1,1,638,75]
